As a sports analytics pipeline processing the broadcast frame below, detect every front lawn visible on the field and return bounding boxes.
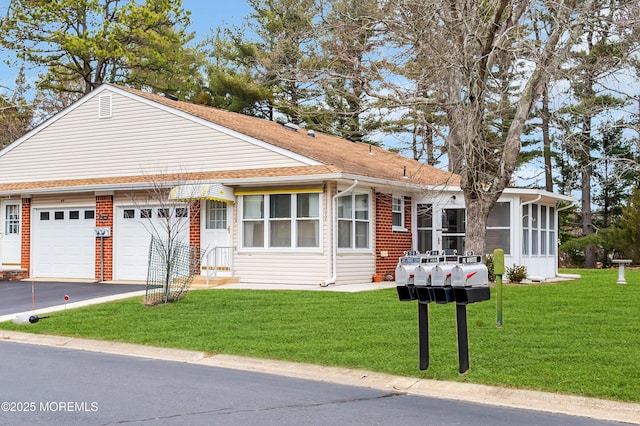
[1,268,638,402]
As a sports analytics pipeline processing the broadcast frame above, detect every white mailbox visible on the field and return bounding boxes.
[94,227,111,237]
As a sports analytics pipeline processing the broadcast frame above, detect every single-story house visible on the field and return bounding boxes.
[0,84,573,285]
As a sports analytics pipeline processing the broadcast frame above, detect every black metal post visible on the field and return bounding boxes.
[456,304,469,374]
[418,302,429,370]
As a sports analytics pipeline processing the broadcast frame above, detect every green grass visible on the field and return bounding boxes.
[1,268,639,402]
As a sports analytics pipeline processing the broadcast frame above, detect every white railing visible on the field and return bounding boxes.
[204,246,234,286]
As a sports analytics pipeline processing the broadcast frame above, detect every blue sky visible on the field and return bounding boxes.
[0,0,253,90]
[183,0,252,41]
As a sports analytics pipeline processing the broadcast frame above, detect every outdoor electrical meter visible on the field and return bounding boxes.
[395,250,490,374]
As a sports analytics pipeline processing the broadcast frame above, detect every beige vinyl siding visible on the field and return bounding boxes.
[336,253,376,284]
[233,252,329,285]
[1,90,309,183]
[30,193,95,207]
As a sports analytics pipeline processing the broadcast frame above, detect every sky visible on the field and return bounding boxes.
[0,0,253,90]
[182,0,252,41]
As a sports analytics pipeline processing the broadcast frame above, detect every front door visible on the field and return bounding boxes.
[1,200,21,266]
[201,200,232,274]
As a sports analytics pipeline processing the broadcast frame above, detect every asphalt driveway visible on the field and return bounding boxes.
[0,281,145,318]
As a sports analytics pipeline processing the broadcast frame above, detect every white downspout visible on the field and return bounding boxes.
[520,194,542,207]
[321,179,359,286]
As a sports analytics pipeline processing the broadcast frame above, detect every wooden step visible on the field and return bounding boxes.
[190,275,240,288]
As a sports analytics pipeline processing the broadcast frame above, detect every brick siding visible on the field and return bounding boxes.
[20,198,31,276]
[375,193,412,278]
[95,195,113,281]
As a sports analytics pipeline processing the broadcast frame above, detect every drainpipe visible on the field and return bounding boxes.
[520,194,542,207]
[321,179,358,287]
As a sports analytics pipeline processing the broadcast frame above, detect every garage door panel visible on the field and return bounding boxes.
[114,206,189,281]
[33,208,95,279]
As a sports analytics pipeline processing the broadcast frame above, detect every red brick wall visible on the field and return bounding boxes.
[189,201,201,248]
[375,193,412,278]
[189,201,201,272]
[21,198,31,275]
[95,195,113,281]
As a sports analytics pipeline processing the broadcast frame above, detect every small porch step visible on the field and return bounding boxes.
[190,275,240,289]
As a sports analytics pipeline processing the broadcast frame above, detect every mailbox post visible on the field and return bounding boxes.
[396,251,491,374]
[494,249,504,328]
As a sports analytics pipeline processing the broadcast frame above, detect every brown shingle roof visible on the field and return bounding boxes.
[0,85,460,194]
[117,85,460,188]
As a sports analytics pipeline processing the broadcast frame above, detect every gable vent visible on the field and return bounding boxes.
[98,94,112,119]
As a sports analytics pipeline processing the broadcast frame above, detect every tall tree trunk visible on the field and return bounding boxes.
[542,82,553,192]
[581,114,596,267]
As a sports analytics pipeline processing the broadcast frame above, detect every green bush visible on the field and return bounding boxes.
[506,264,527,283]
[485,254,495,282]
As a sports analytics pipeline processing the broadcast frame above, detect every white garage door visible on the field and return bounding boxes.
[114,205,190,281]
[32,207,96,279]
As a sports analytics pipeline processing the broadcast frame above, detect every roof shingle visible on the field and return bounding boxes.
[118,85,460,188]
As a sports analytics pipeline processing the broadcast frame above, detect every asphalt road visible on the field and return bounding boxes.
[0,281,145,316]
[0,342,628,426]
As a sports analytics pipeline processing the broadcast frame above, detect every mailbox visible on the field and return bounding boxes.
[395,251,422,285]
[396,250,490,373]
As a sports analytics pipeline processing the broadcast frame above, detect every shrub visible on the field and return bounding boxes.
[485,254,496,282]
[506,264,527,283]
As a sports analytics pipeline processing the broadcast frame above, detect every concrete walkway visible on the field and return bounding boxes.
[1,280,639,424]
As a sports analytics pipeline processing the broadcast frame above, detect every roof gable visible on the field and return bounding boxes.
[0,86,318,184]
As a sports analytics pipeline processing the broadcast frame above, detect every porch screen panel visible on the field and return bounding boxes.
[442,208,465,253]
[549,207,556,255]
[532,204,539,255]
[522,204,529,255]
[486,202,510,255]
[540,206,547,255]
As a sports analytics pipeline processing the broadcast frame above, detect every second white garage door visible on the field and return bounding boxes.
[32,207,96,279]
[114,205,190,281]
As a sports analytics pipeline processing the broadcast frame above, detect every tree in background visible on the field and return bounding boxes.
[0,66,33,148]
[372,0,599,255]
[0,0,197,97]
[244,0,320,124]
[199,27,273,117]
[608,187,640,262]
[312,0,383,143]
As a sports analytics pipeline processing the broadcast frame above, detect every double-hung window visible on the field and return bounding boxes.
[392,196,405,231]
[241,192,320,249]
[338,192,370,249]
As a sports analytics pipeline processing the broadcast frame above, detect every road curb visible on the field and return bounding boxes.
[1,330,638,424]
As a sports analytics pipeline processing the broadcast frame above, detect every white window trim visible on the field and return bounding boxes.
[337,191,372,253]
[238,192,323,252]
[392,195,407,232]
